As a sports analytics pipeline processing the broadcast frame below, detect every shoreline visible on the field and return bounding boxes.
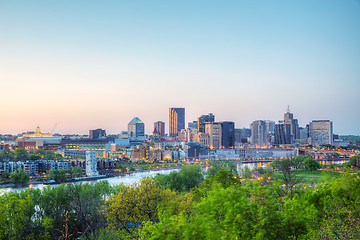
[0,166,183,189]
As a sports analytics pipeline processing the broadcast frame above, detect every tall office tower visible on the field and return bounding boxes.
[309,120,333,145]
[264,120,275,134]
[284,106,300,140]
[205,122,222,149]
[234,128,252,144]
[220,121,235,148]
[188,121,198,129]
[197,113,215,132]
[299,127,308,141]
[128,117,145,138]
[250,120,268,145]
[169,108,185,137]
[274,121,292,145]
[89,128,106,139]
[154,121,165,137]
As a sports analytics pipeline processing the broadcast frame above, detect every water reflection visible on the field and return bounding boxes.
[1,169,179,194]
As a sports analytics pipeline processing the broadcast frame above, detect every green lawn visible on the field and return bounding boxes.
[272,170,341,184]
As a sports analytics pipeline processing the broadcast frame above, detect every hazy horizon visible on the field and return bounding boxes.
[1,1,359,135]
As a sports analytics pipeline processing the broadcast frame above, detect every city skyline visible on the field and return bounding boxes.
[1,1,359,135]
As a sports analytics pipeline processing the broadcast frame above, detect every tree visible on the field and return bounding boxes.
[303,157,320,172]
[54,153,63,160]
[240,165,252,179]
[272,158,302,199]
[14,148,28,161]
[68,167,83,178]
[48,169,67,182]
[206,164,222,177]
[29,154,41,161]
[106,177,175,237]
[349,154,360,166]
[10,168,30,184]
[178,164,204,191]
[1,170,10,179]
[0,149,15,161]
[115,164,127,172]
[44,151,55,160]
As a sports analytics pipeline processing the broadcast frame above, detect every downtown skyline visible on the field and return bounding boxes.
[1,1,359,135]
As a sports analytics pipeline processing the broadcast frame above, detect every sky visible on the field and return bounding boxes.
[0,0,359,135]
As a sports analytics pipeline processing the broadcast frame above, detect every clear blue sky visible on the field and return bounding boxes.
[1,0,359,135]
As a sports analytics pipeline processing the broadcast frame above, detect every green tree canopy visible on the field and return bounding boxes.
[303,157,321,172]
[14,148,28,161]
[10,168,30,184]
[0,149,15,161]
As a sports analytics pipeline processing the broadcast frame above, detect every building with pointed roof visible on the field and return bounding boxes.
[128,117,145,138]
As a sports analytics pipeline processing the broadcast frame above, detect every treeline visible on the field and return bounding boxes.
[1,162,360,239]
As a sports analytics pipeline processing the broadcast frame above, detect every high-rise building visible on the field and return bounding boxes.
[128,117,145,138]
[154,121,165,137]
[309,120,333,146]
[220,121,235,149]
[299,127,308,141]
[284,106,300,141]
[197,113,215,132]
[89,128,106,139]
[188,121,198,129]
[274,121,292,145]
[169,108,185,137]
[250,120,268,145]
[205,122,222,149]
[234,128,251,144]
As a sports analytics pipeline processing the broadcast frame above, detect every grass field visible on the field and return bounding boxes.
[272,170,341,184]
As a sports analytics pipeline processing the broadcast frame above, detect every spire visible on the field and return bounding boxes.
[287,105,290,113]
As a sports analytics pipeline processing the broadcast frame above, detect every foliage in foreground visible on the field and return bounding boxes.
[0,163,359,240]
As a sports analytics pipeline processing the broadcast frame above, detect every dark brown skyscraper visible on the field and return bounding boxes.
[154,121,165,137]
[169,108,185,137]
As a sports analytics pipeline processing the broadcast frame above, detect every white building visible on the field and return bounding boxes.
[86,151,99,176]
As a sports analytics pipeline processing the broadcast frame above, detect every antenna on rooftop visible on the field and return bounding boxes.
[287,105,290,113]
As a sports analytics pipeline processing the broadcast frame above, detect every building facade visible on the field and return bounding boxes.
[220,121,235,149]
[154,121,165,137]
[284,107,300,141]
[274,122,292,145]
[250,120,268,145]
[89,129,106,139]
[197,113,215,132]
[309,120,333,146]
[128,117,145,138]
[169,108,185,137]
[205,122,222,149]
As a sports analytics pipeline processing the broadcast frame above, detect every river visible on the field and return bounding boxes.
[0,168,180,194]
[0,159,348,194]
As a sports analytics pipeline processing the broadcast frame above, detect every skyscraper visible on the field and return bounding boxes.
[284,106,300,141]
[205,122,222,149]
[169,108,185,137]
[197,113,215,132]
[154,121,165,137]
[128,117,145,138]
[234,128,251,144]
[274,121,292,145]
[220,121,235,149]
[250,120,268,145]
[309,120,333,145]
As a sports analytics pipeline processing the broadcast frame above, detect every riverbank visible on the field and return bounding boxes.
[0,165,184,189]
